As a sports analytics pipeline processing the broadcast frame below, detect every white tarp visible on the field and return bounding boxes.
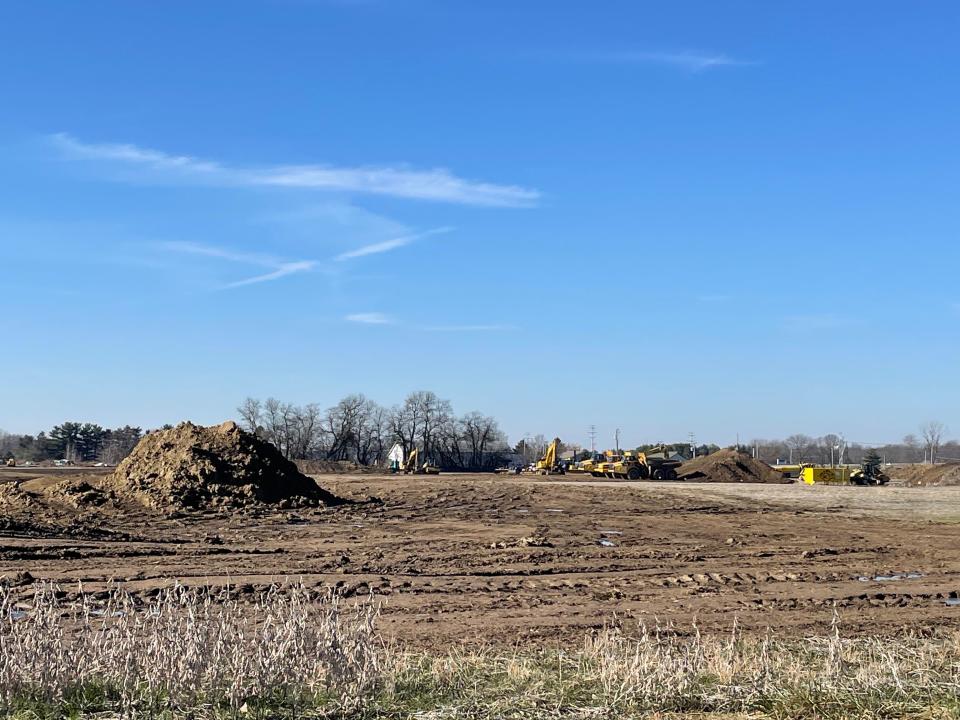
[388,443,405,464]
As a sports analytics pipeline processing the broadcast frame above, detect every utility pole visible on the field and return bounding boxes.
[615,428,621,453]
[688,432,697,459]
[588,425,597,455]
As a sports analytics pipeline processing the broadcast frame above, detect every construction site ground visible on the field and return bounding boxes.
[2,467,959,647]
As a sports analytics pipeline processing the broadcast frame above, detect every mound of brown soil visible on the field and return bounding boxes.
[49,479,114,508]
[676,449,789,484]
[112,421,342,510]
[886,462,960,487]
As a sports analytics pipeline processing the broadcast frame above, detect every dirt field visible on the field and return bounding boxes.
[1,467,959,648]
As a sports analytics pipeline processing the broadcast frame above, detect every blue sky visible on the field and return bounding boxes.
[1,1,958,447]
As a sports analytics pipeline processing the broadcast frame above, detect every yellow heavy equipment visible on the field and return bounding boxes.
[567,452,604,475]
[592,445,681,480]
[522,437,565,475]
[799,464,888,486]
[851,451,890,485]
[402,447,440,475]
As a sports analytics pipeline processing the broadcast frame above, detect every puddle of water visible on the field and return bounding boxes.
[858,572,924,582]
[598,539,616,548]
[515,509,529,514]
[8,610,28,621]
[89,610,126,618]
[946,599,960,607]
[544,508,564,513]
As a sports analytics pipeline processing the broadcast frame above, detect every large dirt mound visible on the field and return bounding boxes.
[112,421,342,510]
[886,462,960,487]
[676,449,789,484]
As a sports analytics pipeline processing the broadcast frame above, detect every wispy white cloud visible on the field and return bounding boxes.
[335,226,454,261]
[161,241,278,267]
[345,312,392,325]
[162,241,315,290]
[343,314,516,331]
[223,261,316,288]
[50,133,539,207]
[420,324,517,332]
[602,51,753,73]
[783,313,850,332]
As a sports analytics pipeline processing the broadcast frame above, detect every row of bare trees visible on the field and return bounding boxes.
[749,421,954,465]
[237,391,509,470]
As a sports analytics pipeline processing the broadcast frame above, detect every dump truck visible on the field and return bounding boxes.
[592,446,682,480]
[592,445,681,480]
[567,450,614,475]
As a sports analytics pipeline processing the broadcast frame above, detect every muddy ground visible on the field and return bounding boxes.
[1,467,959,647]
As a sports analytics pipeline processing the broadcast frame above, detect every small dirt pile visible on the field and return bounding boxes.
[676,449,789,484]
[112,421,342,510]
[49,479,114,508]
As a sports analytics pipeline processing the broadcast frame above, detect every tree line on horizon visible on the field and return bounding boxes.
[0,423,144,464]
[1,406,953,469]
[746,421,954,466]
[236,391,509,471]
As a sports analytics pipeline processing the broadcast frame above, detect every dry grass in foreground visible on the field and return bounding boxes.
[2,582,959,719]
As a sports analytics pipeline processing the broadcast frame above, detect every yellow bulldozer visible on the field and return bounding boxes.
[402,447,440,475]
[522,437,566,475]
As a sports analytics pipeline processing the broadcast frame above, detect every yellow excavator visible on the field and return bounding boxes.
[402,447,440,475]
[522,437,565,475]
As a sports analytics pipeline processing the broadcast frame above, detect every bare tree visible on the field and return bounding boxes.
[461,411,503,470]
[920,421,946,463]
[355,399,388,465]
[820,434,842,465]
[902,434,920,462]
[785,434,813,463]
[325,394,368,461]
[389,391,452,463]
[237,397,263,433]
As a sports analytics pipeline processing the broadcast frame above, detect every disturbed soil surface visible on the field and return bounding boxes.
[1,467,959,648]
[887,462,960,487]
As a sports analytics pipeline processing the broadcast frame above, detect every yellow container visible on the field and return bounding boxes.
[801,466,851,485]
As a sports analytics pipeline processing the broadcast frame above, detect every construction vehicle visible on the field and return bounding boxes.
[567,452,603,475]
[522,437,565,475]
[850,453,890,486]
[402,447,440,475]
[592,445,682,480]
[4,458,14,468]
